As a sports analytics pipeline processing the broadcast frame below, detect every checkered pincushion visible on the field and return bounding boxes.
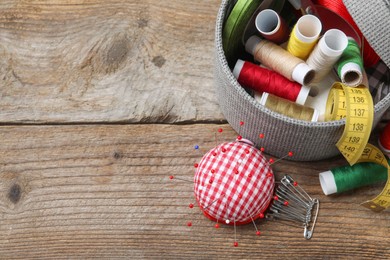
[194,139,274,225]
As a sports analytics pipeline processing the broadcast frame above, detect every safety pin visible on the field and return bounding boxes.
[303,198,319,239]
[267,175,320,240]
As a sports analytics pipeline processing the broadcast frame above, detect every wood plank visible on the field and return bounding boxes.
[0,124,389,258]
[0,0,224,124]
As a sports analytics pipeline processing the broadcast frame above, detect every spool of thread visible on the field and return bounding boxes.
[335,38,364,87]
[233,59,311,105]
[306,29,348,83]
[255,9,289,44]
[319,161,389,195]
[246,36,315,86]
[313,0,380,67]
[259,92,319,122]
[379,122,390,157]
[287,15,322,60]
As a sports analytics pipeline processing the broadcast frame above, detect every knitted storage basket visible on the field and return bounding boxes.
[214,0,390,161]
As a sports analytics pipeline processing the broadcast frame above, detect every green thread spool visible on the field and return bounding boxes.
[319,160,389,195]
[335,38,364,87]
[223,0,262,66]
[259,93,319,122]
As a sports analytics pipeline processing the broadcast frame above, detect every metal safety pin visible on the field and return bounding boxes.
[303,198,319,239]
[267,175,320,240]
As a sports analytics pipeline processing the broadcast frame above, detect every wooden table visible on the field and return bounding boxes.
[0,1,389,258]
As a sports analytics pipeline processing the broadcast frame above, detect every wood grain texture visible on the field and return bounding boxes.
[0,0,224,124]
[1,124,389,259]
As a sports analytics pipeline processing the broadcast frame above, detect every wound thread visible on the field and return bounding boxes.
[306,29,348,83]
[255,9,289,44]
[319,161,389,195]
[287,15,322,60]
[336,38,364,87]
[246,36,314,85]
[233,60,310,104]
[313,0,380,67]
[260,93,319,122]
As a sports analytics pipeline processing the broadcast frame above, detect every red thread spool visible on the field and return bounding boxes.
[194,138,274,225]
[313,0,380,67]
[379,122,390,156]
[233,60,310,105]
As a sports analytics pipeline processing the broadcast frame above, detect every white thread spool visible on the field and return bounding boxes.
[319,170,337,195]
[255,9,289,44]
[307,29,348,83]
[341,62,363,87]
[246,36,314,85]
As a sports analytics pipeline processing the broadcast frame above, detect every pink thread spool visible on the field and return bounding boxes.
[255,9,289,44]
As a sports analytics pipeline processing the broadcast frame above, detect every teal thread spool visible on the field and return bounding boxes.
[335,38,364,87]
[319,161,389,195]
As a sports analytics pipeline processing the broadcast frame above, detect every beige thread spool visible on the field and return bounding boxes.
[246,36,315,86]
[259,93,319,122]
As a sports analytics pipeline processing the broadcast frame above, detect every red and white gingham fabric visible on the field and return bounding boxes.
[194,139,274,225]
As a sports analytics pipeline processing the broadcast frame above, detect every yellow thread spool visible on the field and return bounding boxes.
[259,93,319,122]
[287,15,322,60]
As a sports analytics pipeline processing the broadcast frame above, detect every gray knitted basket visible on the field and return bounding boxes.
[214,0,390,161]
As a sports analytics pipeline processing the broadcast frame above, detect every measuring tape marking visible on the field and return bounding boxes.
[358,144,390,212]
[326,82,390,212]
[327,84,374,165]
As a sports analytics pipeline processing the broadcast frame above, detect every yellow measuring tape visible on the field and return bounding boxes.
[326,82,390,212]
[358,144,390,212]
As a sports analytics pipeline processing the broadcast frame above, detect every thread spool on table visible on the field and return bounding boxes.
[319,161,389,195]
[246,36,315,86]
